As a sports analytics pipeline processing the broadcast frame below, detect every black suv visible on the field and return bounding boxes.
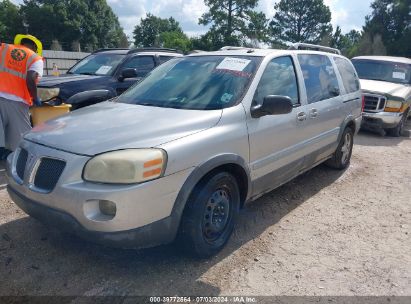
[38,48,183,109]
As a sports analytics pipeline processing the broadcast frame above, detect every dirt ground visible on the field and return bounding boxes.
[0,123,410,298]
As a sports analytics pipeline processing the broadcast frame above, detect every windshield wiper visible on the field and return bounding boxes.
[79,72,96,76]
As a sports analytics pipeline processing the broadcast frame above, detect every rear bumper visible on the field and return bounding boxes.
[361,111,403,130]
[8,185,177,249]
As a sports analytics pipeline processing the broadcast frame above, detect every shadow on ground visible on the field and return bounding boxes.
[355,118,411,147]
[0,162,347,297]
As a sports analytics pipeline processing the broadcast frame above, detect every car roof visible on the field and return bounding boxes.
[187,48,348,59]
[93,48,183,56]
[352,56,411,64]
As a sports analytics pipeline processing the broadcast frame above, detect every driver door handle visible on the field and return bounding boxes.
[297,112,307,121]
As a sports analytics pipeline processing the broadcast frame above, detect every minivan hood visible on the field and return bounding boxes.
[360,79,410,99]
[38,74,105,88]
[25,102,222,156]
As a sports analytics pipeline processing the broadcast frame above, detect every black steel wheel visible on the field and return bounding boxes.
[178,171,240,258]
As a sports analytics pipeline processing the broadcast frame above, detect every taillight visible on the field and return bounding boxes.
[361,95,365,112]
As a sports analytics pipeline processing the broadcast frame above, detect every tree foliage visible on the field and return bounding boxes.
[270,0,332,44]
[0,0,25,43]
[199,0,266,46]
[160,31,192,53]
[363,0,410,56]
[19,0,127,51]
[133,14,182,48]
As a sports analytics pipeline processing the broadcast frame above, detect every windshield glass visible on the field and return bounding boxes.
[68,53,125,76]
[117,55,261,110]
[352,59,411,85]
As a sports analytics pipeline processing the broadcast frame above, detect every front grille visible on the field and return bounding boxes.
[33,158,66,192]
[16,149,28,181]
[363,94,386,112]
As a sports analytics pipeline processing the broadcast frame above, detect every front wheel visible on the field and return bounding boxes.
[387,113,406,137]
[326,127,354,170]
[178,172,240,258]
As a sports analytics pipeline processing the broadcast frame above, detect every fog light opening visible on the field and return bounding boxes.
[99,200,117,218]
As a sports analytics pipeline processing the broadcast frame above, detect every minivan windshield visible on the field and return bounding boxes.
[352,59,411,85]
[68,53,125,76]
[117,55,261,110]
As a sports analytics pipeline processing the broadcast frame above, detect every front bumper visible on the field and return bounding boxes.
[361,111,403,130]
[6,140,193,248]
[8,185,176,249]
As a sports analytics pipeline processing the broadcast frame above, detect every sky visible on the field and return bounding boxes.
[12,0,374,39]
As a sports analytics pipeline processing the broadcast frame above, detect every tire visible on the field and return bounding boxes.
[387,113,406,137]
[326,127,354,170]
[178,172,240,258]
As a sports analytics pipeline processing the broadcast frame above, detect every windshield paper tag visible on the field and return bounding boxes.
[96,66,112,75]
[216,57,251,72]
[392,72,406,80]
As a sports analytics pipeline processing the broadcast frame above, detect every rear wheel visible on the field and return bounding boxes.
[178,172,240,258]
[326,127,354,170]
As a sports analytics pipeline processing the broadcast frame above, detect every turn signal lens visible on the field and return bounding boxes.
[385,100,403,112]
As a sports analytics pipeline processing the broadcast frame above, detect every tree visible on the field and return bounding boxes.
[133,14,182,47]
[190,31,226,51]
[363,0,410,56]
[160,31,192,53]
[20,0,127,51]
[269,0,332,44]
[244,11,270,46]
[0,0,25,43]
[199,0,263,46]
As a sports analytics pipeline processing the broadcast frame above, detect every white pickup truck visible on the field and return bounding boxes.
[352,56,411,136]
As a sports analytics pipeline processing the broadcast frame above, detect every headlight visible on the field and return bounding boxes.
[385,100,403,112]
[37,88,60,101]
[83,149,167,184]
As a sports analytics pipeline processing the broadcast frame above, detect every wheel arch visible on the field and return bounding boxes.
[67,89,115,107]
[338,115,357,143]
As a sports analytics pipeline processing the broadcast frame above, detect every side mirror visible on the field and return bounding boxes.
[251,95,294,118]
[119,68,138,81]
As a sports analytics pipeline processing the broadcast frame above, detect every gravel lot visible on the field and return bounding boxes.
[0,124,410,298]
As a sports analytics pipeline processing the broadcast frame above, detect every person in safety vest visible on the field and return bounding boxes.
[0,35,43,159]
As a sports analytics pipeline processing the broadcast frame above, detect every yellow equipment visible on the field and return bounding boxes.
[30,104,72,126]
[14,34,43,56]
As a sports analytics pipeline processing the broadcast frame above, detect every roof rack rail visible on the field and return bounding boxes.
[288,43,341,55]
[127,47,181,54]
[93,48,130,53]
[219,46,248,51]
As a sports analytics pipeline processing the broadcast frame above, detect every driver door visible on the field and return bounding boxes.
[247,56,311,197]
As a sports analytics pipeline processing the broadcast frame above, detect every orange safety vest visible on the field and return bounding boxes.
[0,43,43,106]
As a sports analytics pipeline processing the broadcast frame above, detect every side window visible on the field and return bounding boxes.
[159,56,174,64]
[298,54,340,104]
[122,56,155,77]
[253,56,299,106]
[334,57,360,93]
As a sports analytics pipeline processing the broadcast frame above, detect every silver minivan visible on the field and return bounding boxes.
[7,44,362,257]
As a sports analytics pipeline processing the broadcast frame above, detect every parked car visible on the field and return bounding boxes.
[37,48,183,109]
[7,44,362,258]
[352,56,411,136]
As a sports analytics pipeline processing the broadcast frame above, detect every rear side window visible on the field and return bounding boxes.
[253,56,299,106]
[298,54,340,104]
[334,57,359,93]
[123,56,155,77]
